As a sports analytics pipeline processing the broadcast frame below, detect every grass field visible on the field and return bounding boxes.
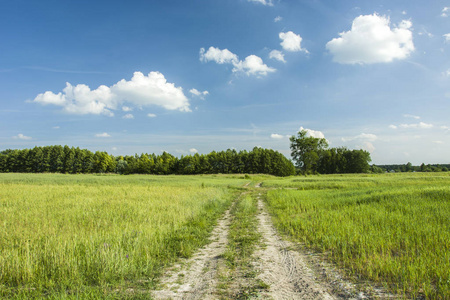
[1,172,449,299]
[264,173,450,298]
[0,173,247,299]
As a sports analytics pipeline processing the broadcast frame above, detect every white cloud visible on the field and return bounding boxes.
[112,72,190,112]
[189,88,209,99]
[442,7,450,17]
[399,122,433,129]
[433,141,444,144]
[418,29,433,38]
[201,47,275,77]
[53,126,60,129]
[123,113,134,119]
[248,0,273,6]
[122,106,132,112]
[402,11,407,15]
[147,113,157,118]
[342,133,378,142]
[13,133,32,140]
[95,132,111,137]
[200,47,239,64]
[189,148,198,153]
[279,31,308,53]
[299,126,325,139]
[403,114,420,119]
[326,14,414,64]
[361,141,376,153]
[270,133,285,139]
[274,16,282,22]
[33,71,191,115]
[389,125,398,129]
[444,33,450,42]
[233,55,276,76]
[269,50,286,62]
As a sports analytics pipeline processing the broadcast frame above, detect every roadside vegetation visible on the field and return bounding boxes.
[219,191,267,298]
[264,173,450,299]
[0,173,243,299]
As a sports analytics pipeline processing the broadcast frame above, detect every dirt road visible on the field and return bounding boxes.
[150,185,378,299]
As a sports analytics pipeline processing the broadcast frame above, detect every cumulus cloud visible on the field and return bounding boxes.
[95,132,111,137]
[299,126,325,139]
[389,125,398,129]
[233,55,276,76]
[444,33,450,42]
[269,50,286,62]
[270,133,285,139]
[200,47,275,77]
[399,122,433,129]
[342,133,378,142]
[361,142,376,153]
[200,47,239,64]
[442,7,450,17]
[123,113,134,119]
[403,114,420,119]
[279,31,308,53]
[326,14,414,64]
[13,133,32,140]
[248,0,273,6]
[122,106,132,112]
[274,16,282,22]
[147,113,157,118]
[33,71,191,115]
[189,148,198,153]
[189,88,209,99]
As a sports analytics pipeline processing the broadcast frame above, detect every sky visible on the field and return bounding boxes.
[0,0,449,165]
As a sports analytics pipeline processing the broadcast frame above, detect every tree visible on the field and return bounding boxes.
[290,129,328,174]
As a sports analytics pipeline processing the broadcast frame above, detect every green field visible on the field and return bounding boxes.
[0,173,249,298]
[264,173,450,298]
[1,172,449,299]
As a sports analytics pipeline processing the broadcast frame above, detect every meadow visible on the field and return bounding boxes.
[264,173,450,299]
[0,173,247,299]
[1,172,449,299]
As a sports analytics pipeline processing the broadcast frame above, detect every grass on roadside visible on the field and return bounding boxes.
[265,173,450,299]
[217,192,268,299]
[0,174,243,299]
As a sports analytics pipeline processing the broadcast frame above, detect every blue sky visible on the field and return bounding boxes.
[1,0,449,165]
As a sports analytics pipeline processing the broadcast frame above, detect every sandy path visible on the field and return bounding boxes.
[151,205,232,299]
[253,194,336,300]
[150,186,383,299]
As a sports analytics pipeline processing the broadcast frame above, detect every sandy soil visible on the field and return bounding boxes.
[151,205,232,299]
[150,186,391,299]
[251,194,334,299]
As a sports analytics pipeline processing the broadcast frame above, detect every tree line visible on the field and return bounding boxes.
[0,145,296,177]
[290,129,372,174]
[374,163,449,173]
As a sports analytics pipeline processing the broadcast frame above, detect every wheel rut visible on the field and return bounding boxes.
[253,194,335,299]
[151,203,233,299]
[150,183,377,299]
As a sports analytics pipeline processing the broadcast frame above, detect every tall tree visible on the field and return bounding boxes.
[290,129,328,174]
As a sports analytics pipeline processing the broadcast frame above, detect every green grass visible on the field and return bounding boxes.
[219,192,265,299]
[265,173,450,299]
[0,173,245,299]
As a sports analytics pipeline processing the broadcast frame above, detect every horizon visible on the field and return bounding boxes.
[1,0,449,165]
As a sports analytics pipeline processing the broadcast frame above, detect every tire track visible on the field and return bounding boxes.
[151,204,233,299]
[253,194,335,300]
